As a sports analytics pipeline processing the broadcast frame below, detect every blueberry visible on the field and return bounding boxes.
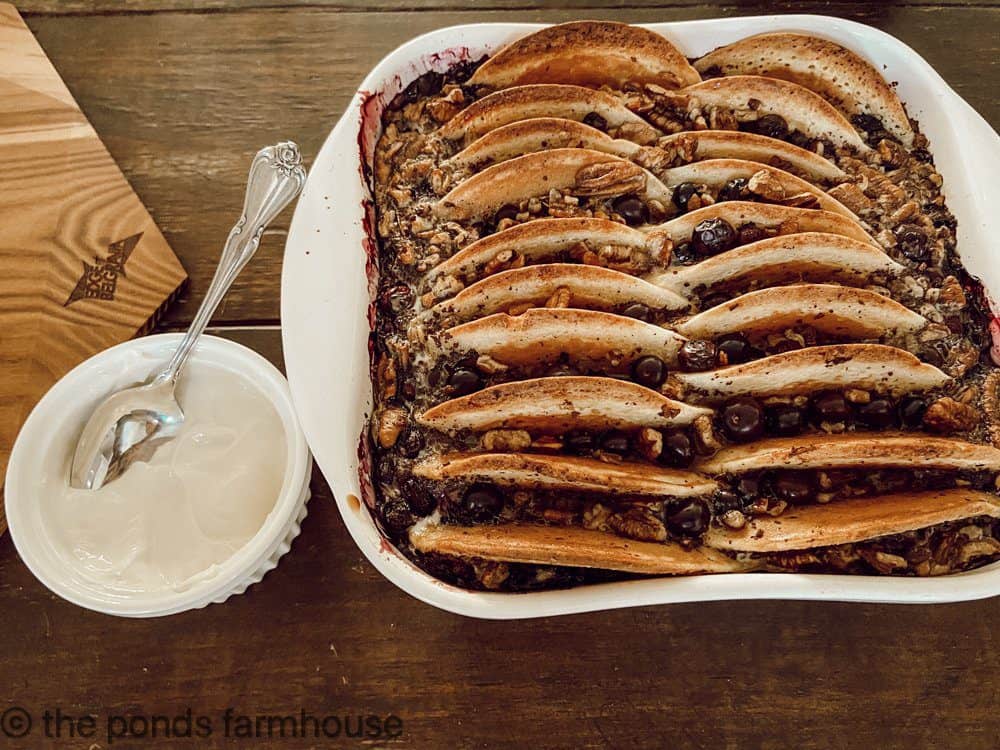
[463,483,504,521]
[415,71,444,97]
[679,340,717,371]
[565,430,596,455]
[691,218,737,257]
[382,499,415,533]
[737,224,768,245]
[772,471,814,503]
[401,477,436,515]
[631,356,666,388]
[448,368,481,395]
[621,303,651,322]
[612,196,649,226]
[899,396,929,428]
[672,241,696,264]
[717,178,748,202]
[768,404,805,436]
[665,501,709,536]
[736,476,761,499]
[895,225,929,263]
[752,114,789,140]
[716,333,755,365]
[396,428,424,458]
[713,489,742,512]
[600,430,631,455]
[858,399,897,429]
[722,398,765,442]
[672,182,699,211]
[812,392,849,424]
[582,111,608,131]
[659,431,694,467]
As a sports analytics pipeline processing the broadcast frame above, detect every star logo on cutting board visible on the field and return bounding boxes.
[64,232,143,306]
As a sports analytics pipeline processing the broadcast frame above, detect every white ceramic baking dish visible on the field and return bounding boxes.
[281,15,1000,618]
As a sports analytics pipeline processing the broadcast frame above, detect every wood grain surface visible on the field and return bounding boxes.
[2,4,999,749]
[0,3,186,534]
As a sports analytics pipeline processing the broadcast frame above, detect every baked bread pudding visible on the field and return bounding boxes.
[367,22,1000,591]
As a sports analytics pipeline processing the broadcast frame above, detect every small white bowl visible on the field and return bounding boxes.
[5,333,312,618]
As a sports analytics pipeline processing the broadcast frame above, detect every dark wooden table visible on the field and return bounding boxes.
[2,3,998,748]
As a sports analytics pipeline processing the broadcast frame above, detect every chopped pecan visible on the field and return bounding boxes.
[614,122,660,146]
[633,145,673,172]
[938,275,967,310]
[636,428,663,461]
[691,414,722,452]
[481,429,532,451]
[376,353,398,399]
[377,408,407,448]
[542,508,578,525]
[828,182,874,214]
[476,561,510,590]
[475,354,509,374]
[747,169,786,201]
[483,249,524,276]
[924,397,978,433]
[430,273,463,302]
[844,388,871,404]
[859,549,908,574]
[607,508,667,542]
[958,538,1000,565]
[944,340,980,378]
[720,510,747,529]
[582,503,613,532]
[779,192,821,209]
[544,287,571,308]
[530,436,563,452]
[573,161,646,197]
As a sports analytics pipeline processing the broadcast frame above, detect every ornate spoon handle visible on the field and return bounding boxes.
[158,142,307,384]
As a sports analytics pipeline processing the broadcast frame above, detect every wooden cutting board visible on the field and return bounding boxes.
[0,3,187,534]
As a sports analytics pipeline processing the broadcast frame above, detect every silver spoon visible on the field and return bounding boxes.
[70,141,307,490]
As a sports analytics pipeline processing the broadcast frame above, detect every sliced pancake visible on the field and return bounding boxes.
[652,232,903,296]
[414,452,718,497]
[468,21,701,90]
[439,308,688,367]
[649,201,875,248]
[445,117,641,172]
[418,375,712,433]
[434,149,672,223]
[675,344,949,401]
[694,33,913,145]
[704,489,1000,553]
[658,130,846,183]
[697,434,1000,475]
[410,521,750,574]
[682,76,869,152]
[430,263,690,323]
[428,217,649,284]
[661,159,854,217]
[437,84,660,145]
[675,284,928,340]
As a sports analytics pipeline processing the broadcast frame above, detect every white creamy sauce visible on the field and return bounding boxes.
[41,361,286,594]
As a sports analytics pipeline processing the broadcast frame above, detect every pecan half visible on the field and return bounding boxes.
[607,508,667,542]
[923,397,978,433]
[481,429,532,452]
[574,161,646,197]
[377,408,408,448]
